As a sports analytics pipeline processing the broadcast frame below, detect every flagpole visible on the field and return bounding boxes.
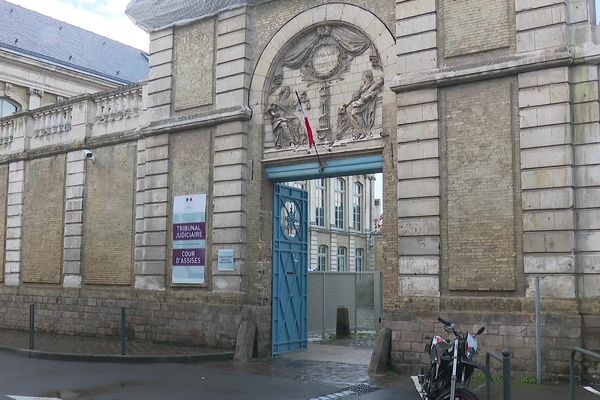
[295,90,324,173]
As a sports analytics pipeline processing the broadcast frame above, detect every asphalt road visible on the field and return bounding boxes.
[0,350,596,400]
[0,350,423,400]
[0,351,351,400]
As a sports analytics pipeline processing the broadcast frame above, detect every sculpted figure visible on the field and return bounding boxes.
[339,71,384,140]
[267,86,304,148]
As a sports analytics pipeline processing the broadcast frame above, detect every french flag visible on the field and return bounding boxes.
[296,91,315,147]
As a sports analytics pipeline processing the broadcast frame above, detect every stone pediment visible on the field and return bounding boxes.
[263,23,384,157]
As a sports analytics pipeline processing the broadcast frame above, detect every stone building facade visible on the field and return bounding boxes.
[0,0,597,379]
[285,175,377,273]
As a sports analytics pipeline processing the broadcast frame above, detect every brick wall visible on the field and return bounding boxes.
[442,78,519,292]
[22,155,66,284]
[173,19,215,111]
[442,0,511,58]
[83,143,136,285]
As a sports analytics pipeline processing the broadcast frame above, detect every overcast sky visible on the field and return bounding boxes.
[7,0,149,51]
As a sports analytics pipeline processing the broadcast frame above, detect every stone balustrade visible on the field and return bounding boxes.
[32,105,73,137]
[93,87,143,124]
[0,118,15,146]
[0,84,146,156]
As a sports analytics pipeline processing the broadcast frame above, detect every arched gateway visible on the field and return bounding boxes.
[249,4,396,355]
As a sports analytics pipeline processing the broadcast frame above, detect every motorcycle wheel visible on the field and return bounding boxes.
[436,387,478,400]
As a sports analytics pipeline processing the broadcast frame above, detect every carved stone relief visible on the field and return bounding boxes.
[265,23,384,150]
[267,86,305,149]
[3,83,12,97]
[338,70,384,140]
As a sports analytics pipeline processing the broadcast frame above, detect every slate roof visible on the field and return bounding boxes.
[126,0,266,32]
[0,0,149,84]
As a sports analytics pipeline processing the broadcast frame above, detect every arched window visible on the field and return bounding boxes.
[337,246,347,272]
[334,178,345,229]
[353,182,363,231]
[318,245,328,271]
[0,98,20,118]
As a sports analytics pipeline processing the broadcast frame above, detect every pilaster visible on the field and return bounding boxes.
[147,28,174,121]
[396,0,440,298]
[212,121,247,292]
[349,235,356,272]
[134,134,169,290]
[330,233,338,272]
[63,151,86,288]
[4,161,24,286]
[571,65,600,297]
[519,66,575,298]
[215,7,250,109]
[515,0,567,53]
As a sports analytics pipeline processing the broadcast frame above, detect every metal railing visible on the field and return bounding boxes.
[570,347,600,400]
[485,348,512,400]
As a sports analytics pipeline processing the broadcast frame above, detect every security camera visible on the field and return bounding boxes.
[82,149,96,162]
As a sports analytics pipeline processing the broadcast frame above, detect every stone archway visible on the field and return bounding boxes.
[247,3,397,355]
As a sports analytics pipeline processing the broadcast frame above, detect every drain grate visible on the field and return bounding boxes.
[346,383,381,394]
[309,383,381,399]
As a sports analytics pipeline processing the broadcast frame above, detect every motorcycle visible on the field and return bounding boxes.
[416,316,488,400]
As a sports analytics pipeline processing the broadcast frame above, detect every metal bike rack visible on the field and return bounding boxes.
[570,347,600,400]
[485,348,512,400]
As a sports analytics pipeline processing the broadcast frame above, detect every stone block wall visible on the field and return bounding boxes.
[22,155,66,284]
[442,78,520,292]
[84,143,136,285]
[391,0,600,379]
[442,0,512,58]
[173,19,215,111]
[387,303,581,379]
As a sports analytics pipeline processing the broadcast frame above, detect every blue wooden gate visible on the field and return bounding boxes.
[272,184,308,355]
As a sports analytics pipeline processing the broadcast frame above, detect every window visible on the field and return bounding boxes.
[596,0,600,24]
[315,178,325,227]
[337,246,347,272]
[318,245,328,271]
[353,182,363,231]
[0,98,19,118]
[286,181,306,190]
[334,178,345,229]
[355,248,364,273]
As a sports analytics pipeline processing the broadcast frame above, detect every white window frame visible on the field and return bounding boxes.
[334,178,345,229]
[337,246,347,272]
[318,245,328,271]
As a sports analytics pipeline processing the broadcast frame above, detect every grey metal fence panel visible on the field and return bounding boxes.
[308,272,382,335]
[308,273,325,335]
[323,273,356,333]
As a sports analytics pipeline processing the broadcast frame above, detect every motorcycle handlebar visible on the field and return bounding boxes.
[437,316,452,326]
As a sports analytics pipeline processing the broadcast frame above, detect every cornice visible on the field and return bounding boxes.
[141,105,253,135]
[391,48,574,93]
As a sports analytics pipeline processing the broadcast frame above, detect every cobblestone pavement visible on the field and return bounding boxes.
[0,328,217,356]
